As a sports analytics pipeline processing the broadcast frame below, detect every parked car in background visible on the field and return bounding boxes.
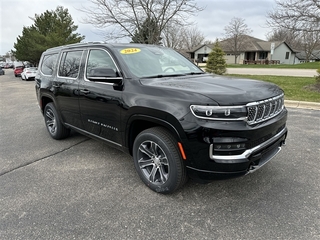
[14,66,24,77]
[21,67,38,81]
[0,67,5,75]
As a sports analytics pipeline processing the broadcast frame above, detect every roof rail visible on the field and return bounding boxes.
[45,41,107,52]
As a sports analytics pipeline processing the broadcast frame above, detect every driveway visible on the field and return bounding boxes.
[1,70,319,239]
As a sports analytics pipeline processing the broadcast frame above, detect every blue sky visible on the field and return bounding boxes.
[0,0,275,55]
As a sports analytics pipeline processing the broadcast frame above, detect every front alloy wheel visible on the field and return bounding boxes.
[133,127,187,194]
[137,140,169,185]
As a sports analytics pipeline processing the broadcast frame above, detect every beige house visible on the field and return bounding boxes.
[188,35,296,65]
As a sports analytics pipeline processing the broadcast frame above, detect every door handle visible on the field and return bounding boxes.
[80,89,90,94]
[53,82,62,88]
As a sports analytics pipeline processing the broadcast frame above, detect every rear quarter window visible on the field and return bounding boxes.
[40,53,58,75]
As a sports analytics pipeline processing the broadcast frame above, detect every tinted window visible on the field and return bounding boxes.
[41,54,58,75]
[59,51,83,78]
[86,49,117,78]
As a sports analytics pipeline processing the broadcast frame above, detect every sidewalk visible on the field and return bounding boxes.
[226,68,317,77]
[285,100,320,110]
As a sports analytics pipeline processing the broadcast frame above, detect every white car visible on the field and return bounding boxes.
[21,67,38,81]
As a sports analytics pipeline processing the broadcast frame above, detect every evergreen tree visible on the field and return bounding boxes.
[205,40,227,75]
[316,67,320,85]
[13,6,84,65]
[131,17,161,45]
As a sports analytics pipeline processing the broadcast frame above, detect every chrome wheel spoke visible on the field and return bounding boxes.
[45,109,56,133]
[46,119,55,126]
[138,158,154,169]
[159,156,168,166]
[139,144,154,159]
[148,165,158,182]
[158,166,168,183]
[137,140,170,185]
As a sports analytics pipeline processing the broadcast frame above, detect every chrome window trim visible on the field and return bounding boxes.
[57,49,85,79]
[39,53,59,76]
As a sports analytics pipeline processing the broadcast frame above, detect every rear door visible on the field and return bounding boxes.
[53,49,85,129]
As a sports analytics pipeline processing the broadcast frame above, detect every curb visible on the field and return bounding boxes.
[285,100,320,110]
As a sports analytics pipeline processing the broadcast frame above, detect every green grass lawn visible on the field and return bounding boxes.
[228,74,320,102]
[227,62,320,69]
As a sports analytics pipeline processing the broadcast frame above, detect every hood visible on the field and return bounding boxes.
[139,74,283,105]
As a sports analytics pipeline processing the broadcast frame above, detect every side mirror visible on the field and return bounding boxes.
[87,67,122,84]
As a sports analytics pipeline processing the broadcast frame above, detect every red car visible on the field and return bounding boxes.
[14,66,24,77]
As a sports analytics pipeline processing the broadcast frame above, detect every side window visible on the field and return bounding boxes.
[58,50,83,78]
[86,49,117,78]
[41,53,58,75]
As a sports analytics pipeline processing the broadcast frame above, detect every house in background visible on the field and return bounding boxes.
[188,35,297,65]
[295,50,320,63]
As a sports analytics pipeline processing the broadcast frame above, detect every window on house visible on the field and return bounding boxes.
[285,52,290,59]
[259,52,267,59]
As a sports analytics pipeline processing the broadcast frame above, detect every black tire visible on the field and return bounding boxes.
[133,127,187,194]
[44,103,70,140]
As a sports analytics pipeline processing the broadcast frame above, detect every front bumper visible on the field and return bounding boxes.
[186,127,287,181]
[184,108,288,181]
[209,127,287,164]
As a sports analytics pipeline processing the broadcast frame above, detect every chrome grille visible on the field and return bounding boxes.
[247,94,284,125]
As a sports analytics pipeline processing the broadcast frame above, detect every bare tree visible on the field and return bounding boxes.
[267,0,320,33]
[162,25,205,50]
[267,0,320,61]
[266,28,301,49]
[162,24,185,49]
[223,17,252,64]
[181,26,205,50]
[300,30,320,61]
[81,0,203,43]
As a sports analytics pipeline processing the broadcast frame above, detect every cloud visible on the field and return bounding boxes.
[0,0,275,55]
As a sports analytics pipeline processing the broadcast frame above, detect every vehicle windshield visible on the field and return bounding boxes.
[116,46,203,78]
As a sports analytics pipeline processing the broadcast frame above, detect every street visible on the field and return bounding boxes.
[0,70,319,239]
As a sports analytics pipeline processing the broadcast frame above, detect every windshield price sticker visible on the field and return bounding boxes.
[120,48,141,54]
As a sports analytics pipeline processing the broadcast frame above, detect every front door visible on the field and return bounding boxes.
[78,48,123,145]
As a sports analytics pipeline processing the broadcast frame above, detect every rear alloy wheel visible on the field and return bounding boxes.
[133,127,187,194]
[44,103,70,140]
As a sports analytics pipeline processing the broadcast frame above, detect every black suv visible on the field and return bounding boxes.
[35,43,287,193]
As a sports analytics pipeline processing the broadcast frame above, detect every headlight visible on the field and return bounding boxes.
[190,105,247,121]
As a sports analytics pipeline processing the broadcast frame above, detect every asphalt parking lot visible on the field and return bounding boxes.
[1,69,319,239]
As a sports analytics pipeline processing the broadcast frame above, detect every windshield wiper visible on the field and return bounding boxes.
[185,72,205,75]
[141,74,186,79]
